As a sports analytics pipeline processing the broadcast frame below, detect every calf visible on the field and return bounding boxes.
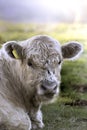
[0,35,83,130]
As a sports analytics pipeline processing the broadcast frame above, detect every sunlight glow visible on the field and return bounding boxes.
[9,0,87,22]
[24,0,83,12]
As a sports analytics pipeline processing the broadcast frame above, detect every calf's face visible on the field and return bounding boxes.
[4,35,83,101]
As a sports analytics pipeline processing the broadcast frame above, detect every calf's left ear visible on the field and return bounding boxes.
[61,42,83,60]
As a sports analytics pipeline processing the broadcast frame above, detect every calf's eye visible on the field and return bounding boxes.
[28,61,33,67]
[58,60,61,65]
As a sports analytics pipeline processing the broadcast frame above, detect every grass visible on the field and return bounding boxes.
[41,103,87,130]
[0,21,87,130]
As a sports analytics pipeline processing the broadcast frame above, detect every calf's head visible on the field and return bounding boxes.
[4,35,83,101]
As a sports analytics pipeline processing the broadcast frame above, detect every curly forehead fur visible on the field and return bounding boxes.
[22,35,62,66]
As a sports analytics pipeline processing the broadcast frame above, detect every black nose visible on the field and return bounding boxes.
[41,80,57,92]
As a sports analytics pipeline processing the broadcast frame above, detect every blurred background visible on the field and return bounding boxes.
[0,0,87,23]
[0,1,87,129]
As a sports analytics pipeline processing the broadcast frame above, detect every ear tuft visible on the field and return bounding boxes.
[61,41,83,60]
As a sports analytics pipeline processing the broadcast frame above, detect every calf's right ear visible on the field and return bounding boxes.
[4,41,25,60]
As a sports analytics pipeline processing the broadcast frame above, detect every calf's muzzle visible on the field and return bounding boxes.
[41,80,58,94]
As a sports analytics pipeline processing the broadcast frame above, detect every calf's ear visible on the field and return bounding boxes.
[4,41,24,60]
[61,42,83,60]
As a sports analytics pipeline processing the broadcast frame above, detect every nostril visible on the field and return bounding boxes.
[41,85,47,91]
[53,85,57,90]
[47,70,50,75]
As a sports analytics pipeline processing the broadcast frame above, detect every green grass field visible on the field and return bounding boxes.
[0,21,87,130]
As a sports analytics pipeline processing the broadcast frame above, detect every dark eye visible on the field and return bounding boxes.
[28,61,33,67]
[46,60,49,63]
[58,60,61,65]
